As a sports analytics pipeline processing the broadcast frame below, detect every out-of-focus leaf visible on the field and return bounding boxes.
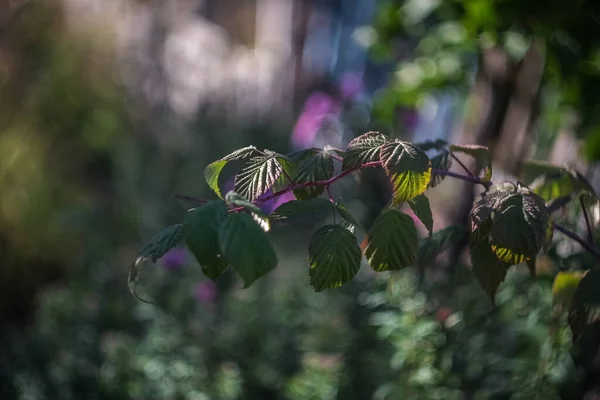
[204,146,259,198]
[335,199,365,232]
[408,194,433,237]
[269,198,335,224]
[380,139,432,204]
[218,212,277,287]
[450,144,492,183]
[415,139,448,152]
[129,224,183,302]
[293,150,335,200]
[308,224,362,291]
[184,201,228,280]
[363,209,418,271]
[342,131,389,170]
[552,271,587,309]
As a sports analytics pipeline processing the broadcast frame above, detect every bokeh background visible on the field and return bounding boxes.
[2,0,600,399]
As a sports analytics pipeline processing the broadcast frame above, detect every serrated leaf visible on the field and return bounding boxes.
[552,271,587,308]
[408,194,433,237]
[428,152,452,188]
[129,224,183,302]
[450,144,492,183]
[469,222,509,304]
[218,212,278,287]
[469,182,518,233]
[272,155,299,193]
[379,140,432,204]
[269,198,335,224]
[489,192,549,264]
[235,153,292,201]
[335,199,365,232]
[293,150,334,200]
[184,201,228,280]
[417,226,467,265]
[363,209,418,272]
[225,191,270,232]
[342,131,389,170]
[308,224,362,291]
[204,146,259,198]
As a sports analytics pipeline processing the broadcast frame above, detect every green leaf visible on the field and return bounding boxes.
[417,226,467,265]
[529,165,598,205]
[363,209,418,272]
[450,144,492,183]
[408,194,433,237]
[469,222,509,304]
[204,146,259,198]
[184,201,228,280]
[218,212,278,287]
[269,198,335,225]
[129,224,183,302]
[293,150,334,200]
[489,191,549,264]
[335,199,365,232]
[428,151,452,188]
[235,152,294,201]
[308,224,362,291]
[342,131,389,170]
[469,182,518,233]
[572,268,600,310]
[272,155,299,193]
[379,140,432,204]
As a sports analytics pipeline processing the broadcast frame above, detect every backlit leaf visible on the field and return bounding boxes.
[272,155,299,192]
[218,212,278,287]
[489,191,549,264]
[342,131,389,170]
[308,224,362,291]
[469,182,518,233]
[184,201,228,280]
[363,209,418,271]
[379,140,431,204]
[269,198,335,225]
[408,194,433,237]
[417,225,467,265]
[204,146,259,198]
[293,150,334,200]
[129,224,183,302]
[450,144,492,183]
[235,152,294,201]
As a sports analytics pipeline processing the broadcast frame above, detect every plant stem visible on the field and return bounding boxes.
[448,151,475,178]
[554,223,600,260]
[580,196,594,244]
[431,168,490,189]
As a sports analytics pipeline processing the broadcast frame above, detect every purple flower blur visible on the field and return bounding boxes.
[193,281,217,303]
[260,190,295,215]
[339,72,364,101]
[292,92,341,150]
[162,247,188,270]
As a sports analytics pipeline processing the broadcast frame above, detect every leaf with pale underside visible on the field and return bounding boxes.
[218,212,278,287]
[184,201,228,280]
[308,224,362,291]
[224,191,270,232]
[342,131,389,170]
[408,194,433,237]
[379,140,432,204]
[363,209,418,272]
[450,144,492,183]
[335,199,365,232]
[235,152,295,201]
[293,150,334,200]
[129,224,183,302]
[204,146,259,198]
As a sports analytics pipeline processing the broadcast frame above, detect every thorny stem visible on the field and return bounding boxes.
[181,158,600,260]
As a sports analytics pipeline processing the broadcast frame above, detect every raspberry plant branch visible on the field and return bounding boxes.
[580,196,594,244]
